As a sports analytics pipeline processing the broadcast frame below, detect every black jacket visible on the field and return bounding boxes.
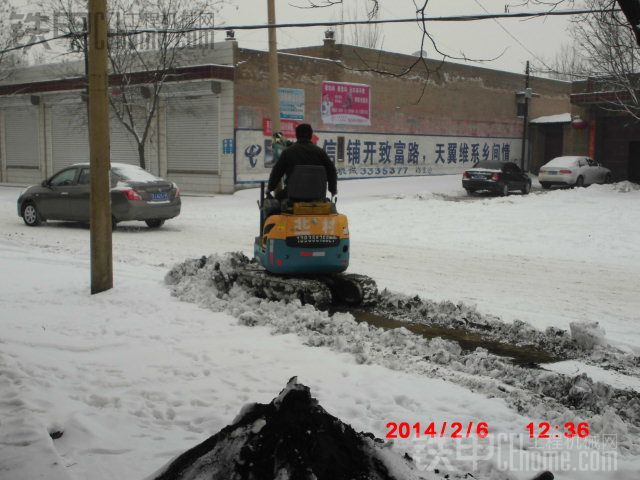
[267,140,338,196]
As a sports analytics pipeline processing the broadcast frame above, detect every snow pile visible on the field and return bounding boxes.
[375,291,578,358]
[373,289,640,378]
[165,254,640,454]
[149,377,425,480]
[570,321,607,350]
[612,181,640,193]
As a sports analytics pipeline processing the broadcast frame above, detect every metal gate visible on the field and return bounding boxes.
[110,115,140,166]
[4,107,39,168]
[166,95,219,173]
[51,104,89,172]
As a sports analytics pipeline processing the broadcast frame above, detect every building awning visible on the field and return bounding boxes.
[529,113,571,124]
[0,64,235,96]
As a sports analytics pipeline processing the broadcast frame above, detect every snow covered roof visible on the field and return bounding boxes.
[529,113,572,124]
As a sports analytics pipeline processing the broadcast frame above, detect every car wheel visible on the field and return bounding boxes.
[540,182,551,190]
[501,183,509,197]
[22,202,42,226]
[575,176,585,188]
[521,181,531,195]
[145,219,165,229]
[604,173,612,184]
[465,188,475,196]
[112,216,117,231]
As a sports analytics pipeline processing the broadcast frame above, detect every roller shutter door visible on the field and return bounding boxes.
[4,107,39,167]
[51,105,144,169]
[51,104,89,171]
[110,115,141,166]
[166,95,219,173]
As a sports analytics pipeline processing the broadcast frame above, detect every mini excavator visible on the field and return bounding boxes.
[229,136,377,310]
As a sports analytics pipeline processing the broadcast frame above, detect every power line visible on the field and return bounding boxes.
[0,8,618,57]
[114,9,619,34]
[1,33,75,55]
[472,0,554,71]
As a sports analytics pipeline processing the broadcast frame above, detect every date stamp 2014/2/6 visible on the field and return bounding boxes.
[385,421,490,439]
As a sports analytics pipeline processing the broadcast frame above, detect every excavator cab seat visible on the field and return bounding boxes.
[287,165,327,201]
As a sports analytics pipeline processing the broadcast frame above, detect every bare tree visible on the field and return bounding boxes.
[300,1,510,102]
[300,0,514,105]
[47,0,221,169]
[0,0,26,81]
[335,0,384,50]
[533,41,588,81]
[505,0,574,10]
[106,0,221,169]
[572,0,640,120]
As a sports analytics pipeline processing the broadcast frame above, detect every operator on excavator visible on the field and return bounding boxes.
[267,123,338,201]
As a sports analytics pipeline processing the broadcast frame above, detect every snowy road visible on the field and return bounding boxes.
[1,176,640,480]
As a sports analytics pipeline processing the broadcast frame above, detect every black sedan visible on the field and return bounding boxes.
[462,161,531,196]
[18,163,181,228]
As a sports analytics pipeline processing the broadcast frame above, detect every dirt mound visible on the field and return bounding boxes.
[151,377,422,480]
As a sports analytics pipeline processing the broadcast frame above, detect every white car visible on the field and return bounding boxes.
[538,156,612,189]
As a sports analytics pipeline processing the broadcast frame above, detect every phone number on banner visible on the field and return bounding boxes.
[337,166,434,177]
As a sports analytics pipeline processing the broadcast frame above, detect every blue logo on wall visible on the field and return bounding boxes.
[223,139,235,154]
[244,144,262,168]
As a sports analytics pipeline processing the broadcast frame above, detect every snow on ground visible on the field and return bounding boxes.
[546,361,640,393]
[1,175,640,480]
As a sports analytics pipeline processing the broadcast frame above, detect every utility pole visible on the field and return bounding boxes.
[82,16,89,117]
[88,0,113,294]
[520,60,530,171]
[267,0,280,134]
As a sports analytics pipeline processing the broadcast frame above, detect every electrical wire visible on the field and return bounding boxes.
[472,0,554,71]
[0,8,618,57]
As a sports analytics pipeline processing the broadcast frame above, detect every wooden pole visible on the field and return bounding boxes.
[520,60,530,171]
[88,0,113,294]
[267,0,280,134]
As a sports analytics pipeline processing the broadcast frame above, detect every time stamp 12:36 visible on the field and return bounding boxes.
[385,421,590,439]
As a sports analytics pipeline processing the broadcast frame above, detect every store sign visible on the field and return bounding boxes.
[262,118,319,143]
[321,81,371,126]
[262,118,299,138]
[279,88,305,120]
[235,129,522,184]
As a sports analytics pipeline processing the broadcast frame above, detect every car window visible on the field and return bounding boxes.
[112,165,160,182]
[49,168,78,186]
[586,158,596,167]
[78,168,90,185]
[546,157,580,167]
[473,161,503,170]
[578,159,586,167]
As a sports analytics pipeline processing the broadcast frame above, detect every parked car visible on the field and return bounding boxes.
[17,163,181,228]
[462,160,532,196]
[538,156,612,189]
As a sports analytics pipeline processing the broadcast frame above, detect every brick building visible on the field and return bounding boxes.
[569,79,640,182]
[0,35,583,194]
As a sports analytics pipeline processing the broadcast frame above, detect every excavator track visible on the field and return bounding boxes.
[206,252,378,310]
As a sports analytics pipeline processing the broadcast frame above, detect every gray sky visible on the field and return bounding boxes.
[216,0,576,75]
[7,0,576,75]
